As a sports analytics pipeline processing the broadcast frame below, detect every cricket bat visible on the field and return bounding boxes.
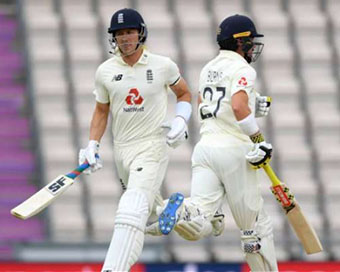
[11,160,91,220]
[262,164,323,254]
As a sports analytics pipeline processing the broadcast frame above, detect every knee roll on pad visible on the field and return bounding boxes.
[115,189,149,231]
[241,229,261,254]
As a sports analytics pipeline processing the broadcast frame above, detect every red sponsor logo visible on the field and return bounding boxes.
[238,77,248,86]
[125,88,144,105]
[273,185,292,207]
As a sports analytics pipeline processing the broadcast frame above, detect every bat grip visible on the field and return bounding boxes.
[262,164,281,187]
[66,154,99,179]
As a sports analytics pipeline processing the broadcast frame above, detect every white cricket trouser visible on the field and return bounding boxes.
[114,136,169,210]
[190,133,278,270]
[102,136,168,272]
[190,134,262,227]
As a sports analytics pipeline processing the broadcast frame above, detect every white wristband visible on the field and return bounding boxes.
[176,101,192,123]
[237,113,259,136]
[89,140,100,149]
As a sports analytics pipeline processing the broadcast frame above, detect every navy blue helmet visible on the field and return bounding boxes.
[108,8,147,43]
[217,14,263,42]
[217,14,264,63]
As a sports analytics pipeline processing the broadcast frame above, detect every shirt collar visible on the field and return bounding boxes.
[138,49,149,65]
[218,50,248,64]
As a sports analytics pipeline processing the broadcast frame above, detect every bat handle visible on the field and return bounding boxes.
[262,164,281,187]
[66,154,100,179]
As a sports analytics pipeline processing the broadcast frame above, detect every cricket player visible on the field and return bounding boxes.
[78,8,192,272]
[155,14,278,271]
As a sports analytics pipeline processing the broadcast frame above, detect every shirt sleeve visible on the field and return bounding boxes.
[93,66,110,103]
[165,58,181,86]
[230,66,257,96]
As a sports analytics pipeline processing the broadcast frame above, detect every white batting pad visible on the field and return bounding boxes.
[102,189,149,272]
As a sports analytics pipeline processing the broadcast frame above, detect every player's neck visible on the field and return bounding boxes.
[122,47,143,66]
[236,47,245,57]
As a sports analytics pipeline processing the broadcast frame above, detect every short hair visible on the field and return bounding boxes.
[218,38,238,51]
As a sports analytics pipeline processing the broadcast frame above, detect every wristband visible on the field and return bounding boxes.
[237,113,259,136]
[176,101,192,123]
[89,140,100,149]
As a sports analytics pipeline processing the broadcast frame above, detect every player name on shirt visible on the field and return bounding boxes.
[207,70,224,83]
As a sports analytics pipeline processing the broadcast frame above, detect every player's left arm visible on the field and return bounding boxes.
[164,78,192,148]
[197,93,202,107]
[170,78,191,103]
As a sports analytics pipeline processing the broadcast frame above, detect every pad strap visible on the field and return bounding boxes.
[241,229,262,254]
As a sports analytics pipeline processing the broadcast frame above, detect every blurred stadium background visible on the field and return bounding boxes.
[1,0,340,271]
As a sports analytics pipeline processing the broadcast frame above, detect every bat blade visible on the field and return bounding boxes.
[262,164,323,255]
[11,175,74,220]
[286,202,323,254]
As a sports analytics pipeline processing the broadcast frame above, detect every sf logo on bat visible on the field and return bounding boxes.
[47,176,68,195]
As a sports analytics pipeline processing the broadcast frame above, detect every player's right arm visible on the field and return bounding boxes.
[89,102,110,142]
[79,65,110,174]
[231,90,272,168]
[230,66,272,168]
[231,90,251,121]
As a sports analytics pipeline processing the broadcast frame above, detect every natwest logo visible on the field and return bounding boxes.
[125,88,144,105]
[238,77,248,86]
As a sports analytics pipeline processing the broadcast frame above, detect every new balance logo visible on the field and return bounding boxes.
[118,13,124,23]
[112,74,123,81]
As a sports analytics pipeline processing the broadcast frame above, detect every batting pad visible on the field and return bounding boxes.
[243,233,278,271]
[102,189,149,272]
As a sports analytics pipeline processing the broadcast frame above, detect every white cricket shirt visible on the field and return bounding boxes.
[93,50,180,144]
[198,50,257,142]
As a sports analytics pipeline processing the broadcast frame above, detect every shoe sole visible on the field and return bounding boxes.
[159,192,184,235]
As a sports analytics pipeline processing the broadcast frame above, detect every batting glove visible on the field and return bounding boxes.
[255,94,271,118]
[162,116,188,149]
[78,140,103,175]
[245,141,272,169]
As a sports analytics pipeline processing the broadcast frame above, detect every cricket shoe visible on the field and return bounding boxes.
[158,192,184,235]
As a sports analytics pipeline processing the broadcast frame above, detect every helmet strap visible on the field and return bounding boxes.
[239,37,255,63]
[109,32,145,57]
